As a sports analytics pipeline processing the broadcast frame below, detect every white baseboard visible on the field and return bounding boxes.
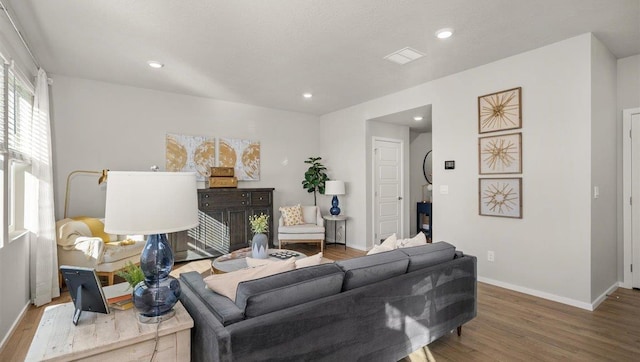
[478,276,595,311]
[590,283,620,310]
[0,301,30,353]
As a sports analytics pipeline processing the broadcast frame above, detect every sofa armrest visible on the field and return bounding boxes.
[278,215,284,227]
[180,278,233,362]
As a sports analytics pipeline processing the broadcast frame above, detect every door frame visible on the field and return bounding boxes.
[371,136,405,249]
[623,107,640,288]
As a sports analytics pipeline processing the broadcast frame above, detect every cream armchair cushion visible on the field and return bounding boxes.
[278,205,325,251]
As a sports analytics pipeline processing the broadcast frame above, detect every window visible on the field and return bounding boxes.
[0,60,34,247]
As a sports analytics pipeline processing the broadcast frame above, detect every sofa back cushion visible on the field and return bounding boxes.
[336,249,409,291]
[399,241,456,273]
[180,271,244,326]
[235,263,344,318]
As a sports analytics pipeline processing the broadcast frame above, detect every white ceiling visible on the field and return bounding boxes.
[6,0,640,116]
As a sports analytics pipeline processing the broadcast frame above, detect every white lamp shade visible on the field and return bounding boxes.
[325,180,345,195]
[104,171,199,235]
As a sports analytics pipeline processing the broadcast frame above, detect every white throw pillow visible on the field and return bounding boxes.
[203,258,296,301]
[295,252,323,268]
[397,232,428,248]
[366,244,394,255]
[380,233,398,249]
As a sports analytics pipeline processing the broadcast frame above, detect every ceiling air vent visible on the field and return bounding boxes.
[383,47,425,65]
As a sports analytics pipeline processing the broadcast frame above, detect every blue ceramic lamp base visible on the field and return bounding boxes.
[330,195,341,216]
[132,233,181,324]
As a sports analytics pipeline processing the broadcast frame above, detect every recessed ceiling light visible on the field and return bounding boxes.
[435,28,454,39]
[303,93,313,99]
[414,116,423,121]
[147,60,164,69]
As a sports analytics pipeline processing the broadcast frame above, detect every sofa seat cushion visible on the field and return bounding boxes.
[235,263,345,318]
[278,224,325,234]
[399,242,456,273]
[336,250,409,291]
[180,271,244,326]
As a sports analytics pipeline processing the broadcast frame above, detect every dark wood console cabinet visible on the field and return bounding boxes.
[169,188,274,262]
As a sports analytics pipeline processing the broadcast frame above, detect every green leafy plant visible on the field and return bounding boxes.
[302,156,329,205]
[249,213,270,234]
[116,261,145,288]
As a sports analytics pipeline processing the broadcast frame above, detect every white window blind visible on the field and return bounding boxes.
[7,67,33,162]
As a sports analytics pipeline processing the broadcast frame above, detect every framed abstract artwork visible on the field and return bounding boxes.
[165,133,216,181]
[479,178,522,218]
[478,87,522,133]
[478,132,522,174]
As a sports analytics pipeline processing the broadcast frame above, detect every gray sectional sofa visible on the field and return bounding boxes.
[179,241,477,362]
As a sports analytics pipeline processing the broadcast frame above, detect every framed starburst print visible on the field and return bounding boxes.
[479,132,522,174]
[479,178,522,218]
[478,87,521,133]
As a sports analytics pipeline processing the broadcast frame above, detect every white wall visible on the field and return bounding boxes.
[410,132,432,233]
[589,35,618,301]
[0,233,30,349]
[320,34,601,306]
[50,75,320,221]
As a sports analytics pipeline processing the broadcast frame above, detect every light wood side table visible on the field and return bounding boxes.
[25,300,193,362]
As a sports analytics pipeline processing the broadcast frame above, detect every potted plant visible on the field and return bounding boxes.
[116,261,145,289]
[249,213,270,259]
[301,156,329,206]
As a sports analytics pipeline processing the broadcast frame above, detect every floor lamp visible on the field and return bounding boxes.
[63,169,109,218]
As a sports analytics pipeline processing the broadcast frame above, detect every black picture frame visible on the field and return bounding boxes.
[59,266,110,325]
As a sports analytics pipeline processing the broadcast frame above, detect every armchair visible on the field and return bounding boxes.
[278,205,325,252]
[56,217,145,286]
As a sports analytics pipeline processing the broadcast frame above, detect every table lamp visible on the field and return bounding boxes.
[104,171,198,323]
[325,180,346,216]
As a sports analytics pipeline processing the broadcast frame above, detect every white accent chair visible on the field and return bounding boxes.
[278,205,325,252]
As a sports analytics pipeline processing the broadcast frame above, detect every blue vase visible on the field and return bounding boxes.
[252,233,269,259]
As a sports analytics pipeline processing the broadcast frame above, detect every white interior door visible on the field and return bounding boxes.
[632,111,640,289]
[373,138,403,245]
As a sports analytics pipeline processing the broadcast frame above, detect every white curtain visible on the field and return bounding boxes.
[28,68,59,306]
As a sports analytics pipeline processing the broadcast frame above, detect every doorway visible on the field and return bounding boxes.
[623,107,640,289]
[372,137,404,246]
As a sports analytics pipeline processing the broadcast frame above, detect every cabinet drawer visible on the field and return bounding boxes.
[251,191,271,206]
[199,191,249,209]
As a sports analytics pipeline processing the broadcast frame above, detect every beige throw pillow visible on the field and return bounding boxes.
[367,233,398,255]
[203,258,296,301]
[397,232,428,248]
[295,252,323,268]
[366,244,394,255]
[279,204,305,226]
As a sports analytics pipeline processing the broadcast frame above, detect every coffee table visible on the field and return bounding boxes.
[211,249,308,274]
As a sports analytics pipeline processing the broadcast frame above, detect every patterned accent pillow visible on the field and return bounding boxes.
[279,204,304,226]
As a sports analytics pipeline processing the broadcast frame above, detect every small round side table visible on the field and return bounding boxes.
[323,215,348,250]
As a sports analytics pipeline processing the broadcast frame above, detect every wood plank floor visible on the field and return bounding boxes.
[2,244,639,361]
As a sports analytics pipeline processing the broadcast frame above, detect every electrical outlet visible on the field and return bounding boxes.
[487,251,495,262]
